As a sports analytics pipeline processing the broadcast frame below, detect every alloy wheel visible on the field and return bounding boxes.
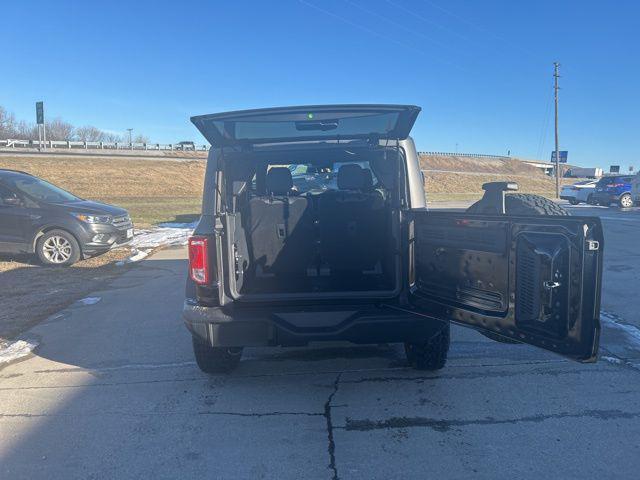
[42,235,73,264]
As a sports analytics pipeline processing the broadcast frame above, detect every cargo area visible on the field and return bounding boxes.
[221,145,403,299]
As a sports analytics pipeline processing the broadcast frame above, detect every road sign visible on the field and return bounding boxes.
[610,165,620,173]
[551,150,568,163]
[36,101,44,124]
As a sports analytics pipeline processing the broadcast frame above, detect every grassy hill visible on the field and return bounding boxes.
[0,153,572,224]
[420,154,572,201]
[0,155,205,226]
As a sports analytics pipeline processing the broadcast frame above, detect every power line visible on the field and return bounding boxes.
[342,0,451,51]
[383,0,470,41]
[420,0,543,61]
[298,0,463,71]
[553,61,561,199]
[536,84,553,159]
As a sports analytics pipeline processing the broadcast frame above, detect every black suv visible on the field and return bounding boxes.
[183,104,604,373]
[0,169,133,265]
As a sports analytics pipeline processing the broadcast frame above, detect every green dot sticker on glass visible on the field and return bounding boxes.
[307,113,314,119]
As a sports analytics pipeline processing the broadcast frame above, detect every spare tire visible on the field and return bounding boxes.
[467,193,569,216]
[467,193,568,344]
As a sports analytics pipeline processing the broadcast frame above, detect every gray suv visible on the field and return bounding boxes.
[0,169,133,265]
[183,104,604,373]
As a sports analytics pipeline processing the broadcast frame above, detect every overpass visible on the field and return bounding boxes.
[518,159,555,175]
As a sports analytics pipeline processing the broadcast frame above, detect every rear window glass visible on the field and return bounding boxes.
[213,112,400,143]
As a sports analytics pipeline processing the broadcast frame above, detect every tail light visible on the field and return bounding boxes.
[188,236,209,284]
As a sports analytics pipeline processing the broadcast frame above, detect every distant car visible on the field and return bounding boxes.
[632,173,640,206]
[0,169,133,266]
[176,141,195,151]
[560,180,597,205]
[590,175,635,207]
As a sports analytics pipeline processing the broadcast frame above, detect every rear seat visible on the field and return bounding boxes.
[246,167,314,277]
[317,164,387,274]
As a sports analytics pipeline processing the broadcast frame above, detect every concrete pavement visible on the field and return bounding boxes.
[1,205,640,479]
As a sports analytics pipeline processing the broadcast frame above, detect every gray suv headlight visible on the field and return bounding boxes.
[73,213,113,224]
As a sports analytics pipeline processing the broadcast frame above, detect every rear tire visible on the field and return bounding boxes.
[192,337,242,374]
[568,198,579,205]
[619,193,633,208]
[467,193,569,216]
[405,323,450,371]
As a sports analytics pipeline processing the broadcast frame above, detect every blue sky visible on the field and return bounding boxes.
[2,0,639,168]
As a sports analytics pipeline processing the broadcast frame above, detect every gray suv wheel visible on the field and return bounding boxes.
[36,230,81,266]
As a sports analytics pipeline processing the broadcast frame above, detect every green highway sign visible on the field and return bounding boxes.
[36,101,44,124]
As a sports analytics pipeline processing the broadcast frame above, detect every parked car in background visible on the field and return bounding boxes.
[590,174,635,207]
[560,179,598,205]
[175,141,195,151]
[0,169,133,266]
[632,173,640,206]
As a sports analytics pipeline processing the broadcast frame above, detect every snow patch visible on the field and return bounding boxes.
[77,296,101,306]
[116,249,149,265]
[601,355,623,365]
[0,340,38,364]
[115,222,196,265]
[601,312,640,346]
[131,222,196,249]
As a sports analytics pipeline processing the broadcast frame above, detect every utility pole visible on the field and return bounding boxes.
[553,62,560,199]
[126,128,133,146]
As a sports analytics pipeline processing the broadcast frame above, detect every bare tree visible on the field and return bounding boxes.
[45,118,74,141]
[0,106,17,139]
[0,105,150,144]
[14,120,38,140]
[75,125,106,142]
[103,132,123,143]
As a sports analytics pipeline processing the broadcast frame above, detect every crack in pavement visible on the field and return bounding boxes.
[0,410,324,419]
[343,409,640,432]
[324,372,342,480]
[341,366,611,384]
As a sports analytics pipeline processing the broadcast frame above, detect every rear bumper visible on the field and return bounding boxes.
[183,300,444,347]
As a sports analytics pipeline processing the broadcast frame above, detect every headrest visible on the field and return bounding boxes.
[337,164,365,190]
[266,167,293,195]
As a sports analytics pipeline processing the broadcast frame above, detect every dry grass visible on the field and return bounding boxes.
[0,155,205,226]
[0,248,134,342]
[419,154,577,201]
[420,154,541,175]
